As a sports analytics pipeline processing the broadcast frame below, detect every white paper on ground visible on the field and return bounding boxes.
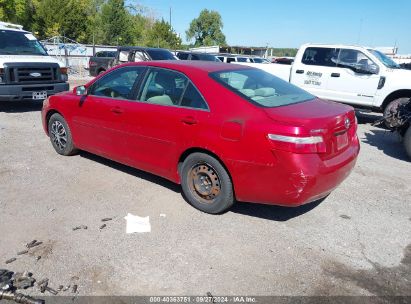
[124,213,151,233]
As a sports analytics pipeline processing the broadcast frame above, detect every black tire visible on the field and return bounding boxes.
[404,127,411,161]
[48,113,77,156]
[180,152,234,214]
[384,97,410,128]
[98,69,106,75]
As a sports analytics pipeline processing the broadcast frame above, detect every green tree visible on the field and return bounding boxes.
[145,19,181,49]
[32,0,92,42]
[186,9,226,47]
[0,0,35,30]
[100,0,132,45]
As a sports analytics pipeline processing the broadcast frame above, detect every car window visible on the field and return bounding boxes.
[181,83,208,109]
[140,68,188,106]
[237,57,248,62]
[89,67,144,100]
[337,49,378,71]
[302,47,339,67]
[217,56,225,62]
[210,69,315,108]
[226,57,236,63]
[191,54,200,60]
[177,52,189,60]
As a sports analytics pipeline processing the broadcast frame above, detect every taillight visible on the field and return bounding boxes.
[89,60,97,67]
[268,133,327,154]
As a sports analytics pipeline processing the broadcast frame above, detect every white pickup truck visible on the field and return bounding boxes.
[239,43,411,123]
[0,21,68,102]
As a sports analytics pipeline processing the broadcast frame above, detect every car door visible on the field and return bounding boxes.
[119,67,210,180]
[70,66,145,161]
[290,47,339,100]
[325,48,380,106]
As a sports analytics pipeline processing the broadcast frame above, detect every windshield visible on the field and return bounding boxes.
[146,49,176,60]
[210,69,315,108]
[0,30,47,56]
[368,49,400,69]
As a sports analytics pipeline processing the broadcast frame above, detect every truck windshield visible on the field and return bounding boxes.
[0,30,47,56]
[368,49,400,69]
[210,69,315,108]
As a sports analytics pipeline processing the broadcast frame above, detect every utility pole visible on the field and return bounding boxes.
[169,7,172,29]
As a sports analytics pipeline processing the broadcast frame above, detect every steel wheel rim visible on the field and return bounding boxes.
[188,163,221,204]
[50,121,67,150]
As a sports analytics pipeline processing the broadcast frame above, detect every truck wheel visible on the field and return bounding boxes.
[404,127,411,160]
[180,152,234,214]
[48,113,77,156]
[384,97,410,128]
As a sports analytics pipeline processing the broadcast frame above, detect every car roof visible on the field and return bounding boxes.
[120,60,253,73]
[118,46,170,52]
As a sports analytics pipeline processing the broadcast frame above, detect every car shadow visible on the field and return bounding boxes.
[362,129,409,161]
[230,197,325,221]
[0,100,43,113]
[79,151,181,193]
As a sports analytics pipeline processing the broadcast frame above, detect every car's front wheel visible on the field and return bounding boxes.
[48,113,77,156]
[181,152,234,214]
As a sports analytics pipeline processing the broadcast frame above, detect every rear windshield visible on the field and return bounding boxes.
[209,69,315,108]
[0,30,47,55]
[146,49,176,60]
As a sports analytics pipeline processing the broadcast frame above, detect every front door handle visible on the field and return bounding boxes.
[110,106,124,114]
[181,116,198,125]
[331,73,340,77]
[296,69,304,74]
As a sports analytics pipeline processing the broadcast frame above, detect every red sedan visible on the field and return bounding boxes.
[42,61,359,214]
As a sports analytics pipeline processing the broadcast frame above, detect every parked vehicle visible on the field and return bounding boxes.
[238,43,411,121]
[88,51,116,76]
[0,21,69,102]
[250,57,271,64]
[42,61,359,214]
[176,51,220,62]
[88,46,177,77]
[272,57,294,65]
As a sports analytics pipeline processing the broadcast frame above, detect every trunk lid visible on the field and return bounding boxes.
[264,98,357,158]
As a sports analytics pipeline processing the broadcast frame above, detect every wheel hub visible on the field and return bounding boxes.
[50,121,67,150]
[189,164,221,203]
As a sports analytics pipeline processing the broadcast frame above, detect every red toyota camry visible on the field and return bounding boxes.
[42,61,359,214]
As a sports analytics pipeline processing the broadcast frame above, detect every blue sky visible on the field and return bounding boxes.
[138,0,411,54]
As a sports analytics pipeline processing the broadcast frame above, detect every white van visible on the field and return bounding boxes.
[0,21,69,102]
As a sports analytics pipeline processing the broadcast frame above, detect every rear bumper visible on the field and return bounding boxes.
[228,138,360,206]
[0,82,69,101]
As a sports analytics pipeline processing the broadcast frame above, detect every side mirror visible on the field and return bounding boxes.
[74,85,87,96]
[355,64,379,75]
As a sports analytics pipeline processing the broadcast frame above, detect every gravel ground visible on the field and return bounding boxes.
[0,80,410,298]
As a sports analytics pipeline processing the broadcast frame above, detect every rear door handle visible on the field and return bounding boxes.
[110,106,124,114]
[181,116,198,125]
[331,73,340,77]
[296,69,304,74]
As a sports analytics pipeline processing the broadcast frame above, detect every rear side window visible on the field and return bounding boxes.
[89,67,144,99]
[210,68,315,108]
[139,68,208,110]
[302,47,339,67]
[181,83,208,109]
[226,57,236,63]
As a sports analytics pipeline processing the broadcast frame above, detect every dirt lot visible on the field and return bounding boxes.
[0,78,410,298]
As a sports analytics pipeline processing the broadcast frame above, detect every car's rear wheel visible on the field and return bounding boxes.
[181,153,234,214]
[384,97,410,128]
[48,113,77,156]
[404,126,411,160]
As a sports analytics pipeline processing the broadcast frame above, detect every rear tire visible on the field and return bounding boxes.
[48,113,77,156]
[181,153,234,214]
[404,127,411,160]
[384,97,410,128]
